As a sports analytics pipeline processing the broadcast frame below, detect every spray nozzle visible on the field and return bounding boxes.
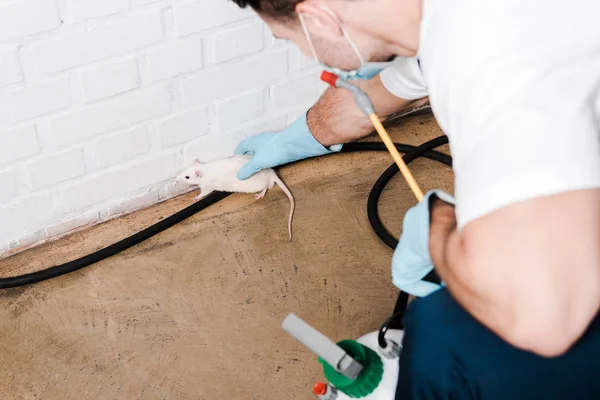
[320,71,375,117]
[319,70,424,201]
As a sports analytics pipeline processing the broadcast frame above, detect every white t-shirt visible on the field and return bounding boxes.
[380,0,600,228]
[380,56,428,101]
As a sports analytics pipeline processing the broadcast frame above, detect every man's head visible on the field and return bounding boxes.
[231,0,422,71]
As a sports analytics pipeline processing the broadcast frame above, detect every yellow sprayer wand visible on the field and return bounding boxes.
[321,71,424,201]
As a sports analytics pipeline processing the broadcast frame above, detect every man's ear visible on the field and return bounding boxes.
[295,2,343,36]
[195,170,202,177]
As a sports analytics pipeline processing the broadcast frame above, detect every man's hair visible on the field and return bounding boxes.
[230,0,301,19]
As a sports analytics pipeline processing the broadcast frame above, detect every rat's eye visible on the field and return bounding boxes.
[185,176,189,179]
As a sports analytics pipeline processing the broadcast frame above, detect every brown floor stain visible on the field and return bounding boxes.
[0,112,452,400]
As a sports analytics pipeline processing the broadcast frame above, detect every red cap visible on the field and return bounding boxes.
[320,70,338,87]
[313,382,328,396]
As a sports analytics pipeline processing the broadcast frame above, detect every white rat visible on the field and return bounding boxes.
[175,155,295,241]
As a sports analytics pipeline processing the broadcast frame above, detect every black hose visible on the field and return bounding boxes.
[378,311,404,349]
[0,137,452,300]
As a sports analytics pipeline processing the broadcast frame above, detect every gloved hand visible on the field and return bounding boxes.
[392,190,455,297]
[234,112,342,180]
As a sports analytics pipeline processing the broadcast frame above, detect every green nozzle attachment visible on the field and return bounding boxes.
[319,340,383,398]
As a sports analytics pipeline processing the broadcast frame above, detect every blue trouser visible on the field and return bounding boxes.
[395,289,600,399]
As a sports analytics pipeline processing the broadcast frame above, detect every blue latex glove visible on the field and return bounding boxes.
[392,190,455,297]
[234,112,342,180]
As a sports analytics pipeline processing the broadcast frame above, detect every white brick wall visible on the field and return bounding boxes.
[80,58,140,103]
[217,89,264,129]
[0,0,61,42]
[158,107,210,148]
[0,169,20,204]
[0,47,23,87]
[213,22,264,63]
[182,50,288,105]
[9,77,72,121]
[174,0,253,37]
[26,147,86,189]
[0,0,322,255]
[50,85,172,146]
[146,36,204,82]
[93,126,151,168]
[64,0,130,23]
[34,12,164,74]
[0,125,40,163]
[271,74,319,111]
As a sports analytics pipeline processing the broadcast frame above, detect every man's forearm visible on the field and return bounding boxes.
[308,75,428,147]
[429,191,600,357]
[427,201,494,333]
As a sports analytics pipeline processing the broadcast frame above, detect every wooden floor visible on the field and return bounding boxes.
[0,112,452,400]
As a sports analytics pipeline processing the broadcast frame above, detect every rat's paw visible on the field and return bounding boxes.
[254,188,267,200]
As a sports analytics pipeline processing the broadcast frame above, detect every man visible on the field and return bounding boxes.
[230,0,600,397]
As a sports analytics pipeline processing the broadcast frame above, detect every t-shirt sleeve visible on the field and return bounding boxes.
[419,0,600,228]
[453,95,600,229]
[380,56,428,100]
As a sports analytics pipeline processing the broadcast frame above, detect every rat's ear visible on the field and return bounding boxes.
[195,170,202,177]
[193,159,201,165]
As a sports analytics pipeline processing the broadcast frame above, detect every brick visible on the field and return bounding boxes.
[158,107,210,148]
[131,0,162,5]
[80,58,140,103]
[50,85,171,146]
[0,193,55,240]
[184,116,289,164]
[46,210,100,238]
[0,91,13,129]
[0,125,40,165]
[34,12,164,75]
[213,22,264,63]
[106,190,158,216]
[94,125,151,168]
[183,130,246,163]
[12,230,47,249]
[0,0,61,42]
[27,147,86,189]
[0,168,20,204]
[0,47,23,88]
[270,74,318,110]
[61,154,175,211]
[174,0,252,37]
[146,36,203,82]
[217,89,264,130]
[9,77,71,121]
[65,0,129,23]
[183,51,287,106]
[221,115,288,159]
[241,115,288,136]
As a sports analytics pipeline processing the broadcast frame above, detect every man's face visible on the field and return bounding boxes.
[262,12,393,71]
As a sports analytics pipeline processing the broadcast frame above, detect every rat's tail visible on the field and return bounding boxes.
[272,174,295,241]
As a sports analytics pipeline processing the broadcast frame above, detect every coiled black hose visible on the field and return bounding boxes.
[0,136,452,304]
[343,136,451,249]
[350,136,453,348]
